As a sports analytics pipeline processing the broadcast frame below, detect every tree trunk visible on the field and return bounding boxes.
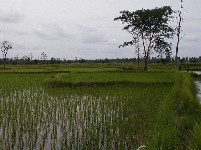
[174,0,183,69]
[174,44,179,69]
[144,56,148,71]
[3,57,6,69]
[137,53,140,66]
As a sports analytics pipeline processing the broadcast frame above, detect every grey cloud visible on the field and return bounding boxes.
[83,35,108,43]
[14,30,30,36]
[82,34,120,46]
[76,24,97,33]
[76,46,133,59]
[184,34,200,42]
[13,42,41,51]
[34,24,72,40]
[0,10,24,23]
[78,25,111,44]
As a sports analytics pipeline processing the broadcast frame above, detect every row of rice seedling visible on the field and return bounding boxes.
[0,88,124,149]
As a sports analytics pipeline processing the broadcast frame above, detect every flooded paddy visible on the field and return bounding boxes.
[1,71,199,149]
[0,84,171,149]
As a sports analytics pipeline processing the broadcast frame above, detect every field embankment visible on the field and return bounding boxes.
[43,71,176,89]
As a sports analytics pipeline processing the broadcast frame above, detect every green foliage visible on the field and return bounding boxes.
[114,6,174,37]
[192,123,201,149]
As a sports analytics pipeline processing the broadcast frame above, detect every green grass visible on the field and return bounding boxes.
[181,63,201,71]
[56,71,176,82]
[150,72,201,149]
[0,73,50,90]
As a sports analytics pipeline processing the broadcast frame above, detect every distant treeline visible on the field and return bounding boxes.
[0,56,201,65]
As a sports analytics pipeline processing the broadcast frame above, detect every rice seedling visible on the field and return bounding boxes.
[0,82,173,149]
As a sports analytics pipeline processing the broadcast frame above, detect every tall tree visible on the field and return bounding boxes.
[1,41,12,69]
[41,52,47,64]
[174,0,184,69]
[114,6,174,70]
[41,52,47,60]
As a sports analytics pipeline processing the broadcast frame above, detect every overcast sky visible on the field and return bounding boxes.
[0,0,200,60]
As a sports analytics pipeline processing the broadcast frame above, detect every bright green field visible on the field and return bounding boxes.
[53,71,176,83]
[0,65,200,149]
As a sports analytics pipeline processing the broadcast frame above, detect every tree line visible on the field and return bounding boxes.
[0,56,200,66]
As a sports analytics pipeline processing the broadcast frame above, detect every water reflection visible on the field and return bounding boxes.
[193,71,201,75]
[195,81,201,102]
[194,71,201,102]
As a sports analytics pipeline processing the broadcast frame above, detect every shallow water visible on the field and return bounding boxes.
[195,81,201,102]
[194,71,201,102]
[193,71,201,75]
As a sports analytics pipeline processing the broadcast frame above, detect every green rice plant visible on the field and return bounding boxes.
[191,123,201,149]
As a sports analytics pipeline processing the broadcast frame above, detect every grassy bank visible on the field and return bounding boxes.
[150,72,201,149]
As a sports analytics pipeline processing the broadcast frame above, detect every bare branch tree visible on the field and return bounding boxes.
[174,0,184,69]
[41,52,47,64]
[1,41,12,69]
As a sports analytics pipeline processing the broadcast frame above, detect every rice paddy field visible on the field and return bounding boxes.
[0,64,201,149]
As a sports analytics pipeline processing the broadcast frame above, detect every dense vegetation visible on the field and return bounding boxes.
[0,64,200,149]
